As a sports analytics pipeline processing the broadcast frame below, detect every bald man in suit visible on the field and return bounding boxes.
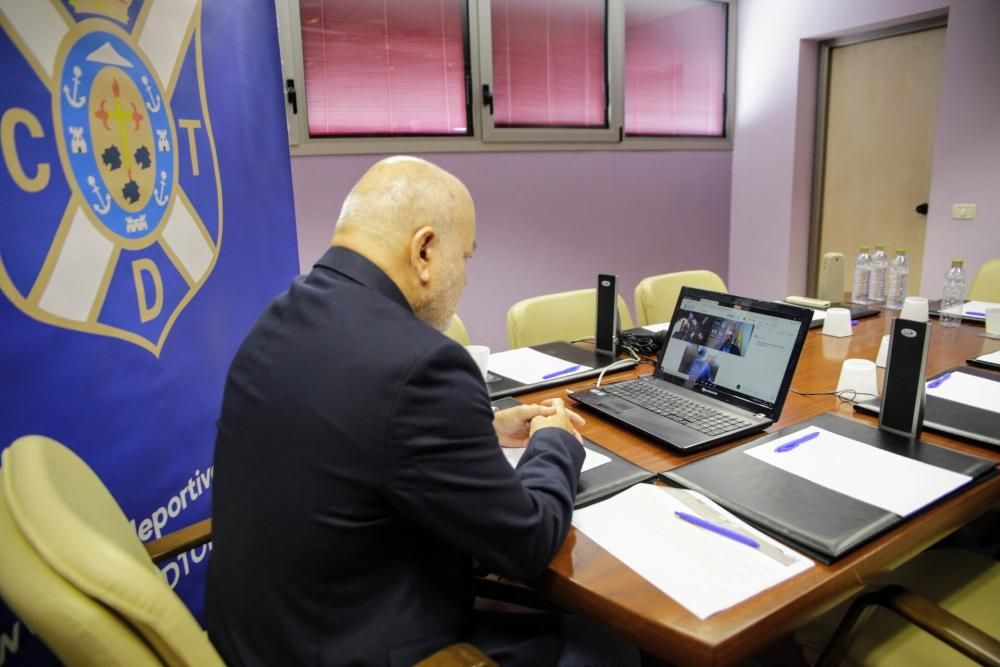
[205,157,634,666]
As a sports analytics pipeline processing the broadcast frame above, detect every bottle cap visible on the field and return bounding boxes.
[874,243,885,249]
[951,259,964,267]
[896,249,906,255]
[860,246,869,253]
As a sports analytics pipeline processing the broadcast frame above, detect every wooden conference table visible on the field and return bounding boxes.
[514,312,1000,666]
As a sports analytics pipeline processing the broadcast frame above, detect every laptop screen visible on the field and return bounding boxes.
[656,290,811,416]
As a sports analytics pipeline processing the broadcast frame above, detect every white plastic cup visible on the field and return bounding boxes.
[986,308,1000,338]
[899,296,929,323]
[822,307,853,337]
[875,334,891,368]
[836,358,879,398]
[464,345,491,381]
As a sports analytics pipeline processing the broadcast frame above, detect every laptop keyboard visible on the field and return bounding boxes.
[603,380,752,436]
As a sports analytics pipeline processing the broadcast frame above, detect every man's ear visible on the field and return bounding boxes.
[409,226,436,285]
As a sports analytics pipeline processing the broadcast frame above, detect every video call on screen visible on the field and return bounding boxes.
[661,299,801,406]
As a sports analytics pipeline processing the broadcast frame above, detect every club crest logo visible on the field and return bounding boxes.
[1,0,221,356]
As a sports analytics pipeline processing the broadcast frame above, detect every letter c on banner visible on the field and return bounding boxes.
[1,108,51,192]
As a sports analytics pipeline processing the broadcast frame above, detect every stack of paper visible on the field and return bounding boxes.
[925,372,1000,415]
[572,484,813,619]
[488,348,592,384]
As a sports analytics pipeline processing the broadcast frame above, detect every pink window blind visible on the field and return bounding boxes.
[300,0,469,136]
[625,1,726,136]
[490,0,607,128]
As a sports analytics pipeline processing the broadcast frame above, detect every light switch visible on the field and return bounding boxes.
[952,204,976,220]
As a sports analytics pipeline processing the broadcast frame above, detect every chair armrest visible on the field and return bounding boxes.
[414,642,497,667]
[144,518,212,563]
[816,584,1000,667]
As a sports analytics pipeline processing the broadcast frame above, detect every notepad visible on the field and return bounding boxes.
[974,350,1000,365]
[572,484,813,620]
[926,371,1000,415]
[745,427,972,516]
[487,348,593,385]
[502,445,610,472]
[963,300,1000,318]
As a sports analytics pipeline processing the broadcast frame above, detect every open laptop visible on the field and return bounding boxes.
[570,287,813,453]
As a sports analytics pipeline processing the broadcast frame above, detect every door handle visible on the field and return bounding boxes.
[915,203,928,215]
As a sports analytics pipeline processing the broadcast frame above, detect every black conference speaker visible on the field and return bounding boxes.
[879,318,930,439]
[595,274,619,357]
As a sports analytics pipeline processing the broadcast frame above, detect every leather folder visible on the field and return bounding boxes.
[854,366,1000,449]
[663,413,996,563]
[492,396,654,508]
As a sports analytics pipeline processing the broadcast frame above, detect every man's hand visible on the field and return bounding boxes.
[494,398,585,447]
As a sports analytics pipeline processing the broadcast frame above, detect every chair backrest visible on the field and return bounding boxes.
[0,436,224,667]
[633,270,727,326]
[969,258,1000,302]
[444,313,471,346]
[506,289,634,349]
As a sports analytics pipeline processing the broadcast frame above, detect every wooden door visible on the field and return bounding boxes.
[818,28,944,295]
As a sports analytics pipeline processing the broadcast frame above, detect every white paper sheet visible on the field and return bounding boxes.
[926,371,1000,415]
[962,301,1000,319]
[642,321,672,333]
[809,309,827,323]
[502,445,610,472]
[487,348,593,384]
[975,350,1000,364]
[572,484,813,620]
[745,427,972,516]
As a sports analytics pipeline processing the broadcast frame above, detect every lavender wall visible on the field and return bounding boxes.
[731,0,1000,299]
[291,151,732,350]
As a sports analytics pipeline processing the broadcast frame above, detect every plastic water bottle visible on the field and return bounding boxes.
[885,249,909,309]
[851,247,871,304]
[867,243,888,304]
[939,259,967,327]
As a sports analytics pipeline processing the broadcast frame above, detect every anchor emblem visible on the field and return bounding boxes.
[62,65,87,108]
[140,74,161,112]
[154,170,169,206]
[86,175,112,215]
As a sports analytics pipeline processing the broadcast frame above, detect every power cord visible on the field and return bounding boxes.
[790,388,879,406]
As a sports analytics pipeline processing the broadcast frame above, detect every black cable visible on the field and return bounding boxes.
[790,388,879,406]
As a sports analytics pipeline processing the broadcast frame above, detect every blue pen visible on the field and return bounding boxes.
[851,319,859,325]
[674,511,760,548]
[966,311,986,317]
[542,364,582,380]
[927,372,952,389]
[774,430,820,453]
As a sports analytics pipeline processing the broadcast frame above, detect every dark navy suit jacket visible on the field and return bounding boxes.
[205,246,583,666]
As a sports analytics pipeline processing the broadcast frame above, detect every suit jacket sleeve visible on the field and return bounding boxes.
[383,341,584,581]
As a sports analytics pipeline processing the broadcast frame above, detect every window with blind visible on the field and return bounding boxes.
[279,0,734,151]
[624,0,727,136]
[299,0,470,137]
[489,0,607,128]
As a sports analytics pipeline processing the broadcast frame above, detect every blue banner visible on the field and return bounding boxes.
[0,1,298,663]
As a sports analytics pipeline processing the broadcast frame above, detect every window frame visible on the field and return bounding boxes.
[276,0,735,155]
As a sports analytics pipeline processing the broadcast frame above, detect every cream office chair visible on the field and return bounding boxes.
[445,313,472,346]
[0,435,222,667]
[506,288,633,349]
[633,270,727,326]
[795,548,1000,666]
[0,436,495,667]
[969,259,1000,302]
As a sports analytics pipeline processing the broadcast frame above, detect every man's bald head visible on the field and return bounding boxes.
[331,157,476,331]
[333,156,473,249]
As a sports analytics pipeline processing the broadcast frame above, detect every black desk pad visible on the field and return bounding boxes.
[854,366,1000,449]
[487,341,637,400]
[663,413,996,563]
[492,396,653,508]
[805,303,881,329]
